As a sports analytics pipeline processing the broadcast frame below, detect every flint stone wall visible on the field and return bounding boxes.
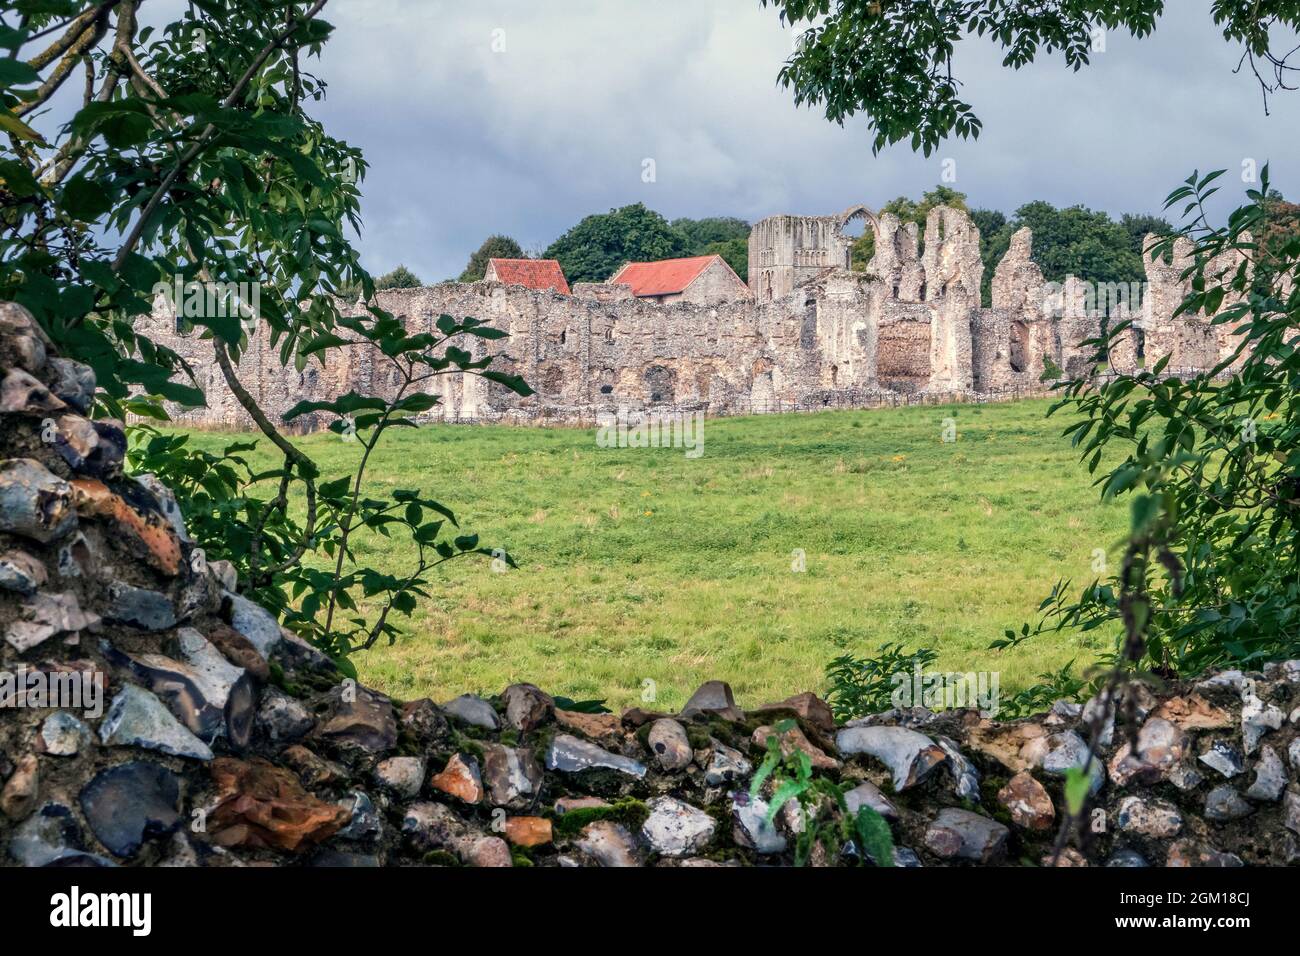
[3,306,1298,868]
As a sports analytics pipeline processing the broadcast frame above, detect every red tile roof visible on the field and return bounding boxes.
[609,255,728,297]
[487,258,571,295]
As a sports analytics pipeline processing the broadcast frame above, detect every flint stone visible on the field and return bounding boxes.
[1109,717,1188,785]
[1167,839,1244,867]
[680,680,743,721]
[208,757,349,853]
[648,718,693,771]
[504,816,553,847]
[483,744,544,807]
[703,739,751,785]
[1107,849,1149,867]
[924,808,1009,863]
[224,591,282,657]
[9,803,113,867]
[1289,738,1300,769]
[1041,730,1104,794]
[1116,795,1183,838]
[731,793,786,854]
[997,771,1054,831]
[0,550,47,595]
[1245,745,1287,802]
[1284,789,1300,837]
[1199,740,1246,779]
[1205,785,1254,822]
[640,796,716,857]
[374,756,426,798]
[440,693,499,730]
[936,735,979,801]
[835,725,945,791]
[258,689,315,744]
[501,682,553,732]
[545,733,646,778]
[429,753,483,804]
[575,820,642,867]
[100,684,213,760]
[1,754,39,820]
[135,474,191,542]
[0,368,65,414]
[315,684,397,754]
[38,712,91,757]
[78,762,181,858]
[7,591,99,652]
[46,357,95,414]
[843,780,898,821]
[752,691,836,734]
[104,581,176,631]
[0,460,76,545]
[753,722,840,772]
[1242,694,1285,755]
[336,790,382,842]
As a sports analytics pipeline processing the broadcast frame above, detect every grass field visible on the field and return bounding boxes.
[176,399,1127,712]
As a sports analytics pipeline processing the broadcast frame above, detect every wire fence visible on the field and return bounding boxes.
[431,382,1059,428]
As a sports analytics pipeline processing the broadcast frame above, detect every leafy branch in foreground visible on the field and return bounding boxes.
[759,1,1300,155]
[4,2,531,667]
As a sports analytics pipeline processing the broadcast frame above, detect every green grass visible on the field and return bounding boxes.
[175,399,1127,712]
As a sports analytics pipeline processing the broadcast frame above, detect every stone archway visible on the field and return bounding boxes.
[835,204,881,270]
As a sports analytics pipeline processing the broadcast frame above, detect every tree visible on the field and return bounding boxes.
[761,0,1300,155]
[1119,213,1175,254]
[458,235,524,282]
[375,264,422,289]
[0,1,529,668]
[543,203,687,284]
[672,216,751,278]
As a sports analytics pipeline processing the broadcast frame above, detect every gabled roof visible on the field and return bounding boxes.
[487,258,571,295]
[609,255,733,297]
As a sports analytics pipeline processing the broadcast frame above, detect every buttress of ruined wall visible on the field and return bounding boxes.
[976,226,1057,389]
[920,206,980,390]
[866,213,925,301]
[1141,233,1254,373]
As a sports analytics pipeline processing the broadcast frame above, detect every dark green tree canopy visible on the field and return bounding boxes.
[543,203,688,284]
[457,235,525,282]
[375,264,422,289]
[672,216,751,278]
[761,0,1300,154]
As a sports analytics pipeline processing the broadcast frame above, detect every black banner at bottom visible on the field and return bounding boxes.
[0,864,1279,942]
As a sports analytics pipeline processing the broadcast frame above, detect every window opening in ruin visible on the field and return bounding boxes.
[599,384,613,394]
[1009,321,1029,373]
[173,314,185,335]
[604,326,613,343]
[559,329,567,345]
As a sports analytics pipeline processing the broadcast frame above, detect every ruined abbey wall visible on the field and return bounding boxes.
[140,205,1252,430]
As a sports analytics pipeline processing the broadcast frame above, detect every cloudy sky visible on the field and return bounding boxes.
[299,0,1300,281]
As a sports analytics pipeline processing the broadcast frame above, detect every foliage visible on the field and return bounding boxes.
[375,264,421,289]
[0,1,528,668]
[457,234,524,283]
[824,642,939,723]
[542,203,686,284]
[750,720,895,866]
[760,0,1299,155]
[1003,168,1300,682]
[849,185,967,270]
[671,215,750,277]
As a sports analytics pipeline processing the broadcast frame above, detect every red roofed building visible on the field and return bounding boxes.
[609,254,751,305]
[484,258,571,295]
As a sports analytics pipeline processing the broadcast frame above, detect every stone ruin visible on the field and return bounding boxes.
[139,205,1253,429]
[2,304,1299,867]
